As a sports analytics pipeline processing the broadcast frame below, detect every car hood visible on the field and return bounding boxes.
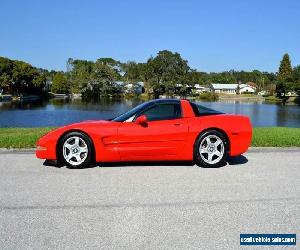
[38,120,115,144]
[68,120,111,126]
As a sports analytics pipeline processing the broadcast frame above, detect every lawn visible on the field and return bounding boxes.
[0,127,54,148]
[0,127,299,148]
[251,127,300,147]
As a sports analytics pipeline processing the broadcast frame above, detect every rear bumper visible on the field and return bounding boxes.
[229,128,252,156]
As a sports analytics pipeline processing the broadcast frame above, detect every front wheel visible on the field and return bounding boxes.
[194,130,228,168]
[57,132,94,168]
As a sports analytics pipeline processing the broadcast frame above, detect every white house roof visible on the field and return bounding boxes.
[239,83,255,89]
[240,85,256,89]
[211,83,238,90]
[114,81,144,86]
[194,84,206,89]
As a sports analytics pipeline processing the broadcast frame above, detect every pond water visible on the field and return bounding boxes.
[0,98,300,128]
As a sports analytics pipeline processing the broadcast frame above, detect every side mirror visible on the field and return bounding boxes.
[135,115,147,125]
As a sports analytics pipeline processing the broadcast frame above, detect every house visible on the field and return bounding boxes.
[238,84,256,94]
[246,82,257,87]
[114,81,145,94]
[175,84,193,95]
[193,84,210,94]
[210,83,238,94]
[211,83,256,94]
[113,81,125,93]
[125,82,144,94]
[286,91,298,97]
[258,90,267,96]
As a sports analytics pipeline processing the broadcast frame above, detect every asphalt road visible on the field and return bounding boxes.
[0,149,299,250]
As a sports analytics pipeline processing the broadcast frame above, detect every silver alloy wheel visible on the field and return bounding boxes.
[63,136,88,166]
[199,134,224,165]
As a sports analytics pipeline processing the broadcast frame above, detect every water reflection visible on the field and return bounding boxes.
[195,100,300,128]
[0,98,299,128]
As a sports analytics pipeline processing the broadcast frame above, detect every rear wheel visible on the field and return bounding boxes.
[57,132,93,168]
[194,130,228,168]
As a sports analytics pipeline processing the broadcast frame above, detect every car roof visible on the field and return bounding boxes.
[147,99,181,105]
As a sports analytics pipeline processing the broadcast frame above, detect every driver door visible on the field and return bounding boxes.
[115,102,189,161]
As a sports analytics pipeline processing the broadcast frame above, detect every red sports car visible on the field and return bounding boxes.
[36,99,252,168]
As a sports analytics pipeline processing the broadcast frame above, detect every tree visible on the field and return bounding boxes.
[67,58,94,93]
[276,54,293,99]
[51,72,69,94]
[81,62,117,100]
[278,53,293,82]
[0,57,48,95]
[0,73,11,93]
[293,65,300,95]
[122,61,148,82]
[293,65,300,81]
[2,53,288,98]
[209,71,237,84]
[33,74,46,88]
[96,58,122,80]
[186,70,207,85]
[146,50,190,98]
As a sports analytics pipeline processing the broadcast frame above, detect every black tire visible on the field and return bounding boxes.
[194,130,228,168]
[57,131,94,169]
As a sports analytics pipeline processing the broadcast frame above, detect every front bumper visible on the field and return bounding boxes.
[36,135,57,160]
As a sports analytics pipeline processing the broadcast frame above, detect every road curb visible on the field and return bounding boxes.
[0,148,36,154]
[248,147,300,153]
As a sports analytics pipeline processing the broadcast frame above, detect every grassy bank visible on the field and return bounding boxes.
[264,95,300,104]
[0,127,54,148]
[251,127,300,147]
[0,127,299,149]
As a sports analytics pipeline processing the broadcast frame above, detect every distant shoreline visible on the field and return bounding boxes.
[218,95,265,101]
[1,92,299,104]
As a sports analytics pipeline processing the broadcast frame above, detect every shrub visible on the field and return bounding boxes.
[198,92,219,101]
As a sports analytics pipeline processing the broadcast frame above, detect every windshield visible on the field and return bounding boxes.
[190,102,223,116]
[112,102,152,122]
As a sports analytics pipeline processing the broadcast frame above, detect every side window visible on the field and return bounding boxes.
[137,103,181,121]
[190,102,222,116]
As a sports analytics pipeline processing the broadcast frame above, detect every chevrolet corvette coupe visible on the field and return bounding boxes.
[36,99,252,168]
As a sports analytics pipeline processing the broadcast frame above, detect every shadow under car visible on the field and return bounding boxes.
[43,154,248,169]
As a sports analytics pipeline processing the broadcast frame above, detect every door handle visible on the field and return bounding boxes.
[174,123,181,126]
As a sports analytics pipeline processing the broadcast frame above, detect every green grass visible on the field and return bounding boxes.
[196,92,219,101]
[0,127,54,148]
[0,127,299,148]
[264,96,282,103]
[251,127,300,147]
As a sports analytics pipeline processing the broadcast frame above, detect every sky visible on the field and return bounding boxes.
[0,0,299,72]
